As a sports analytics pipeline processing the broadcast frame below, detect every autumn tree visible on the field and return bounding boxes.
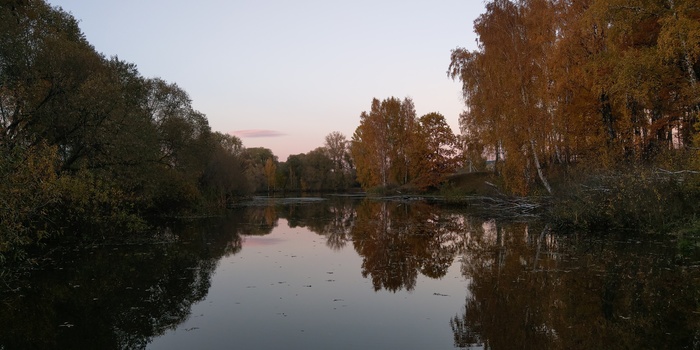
[351,97,418,190]
[585,0,700,160]
[351,97,461,191]
[352,98,392,188]
[391,98,419,185]
[451,0,557,194]
[551,0,700,163]
[410,112,460,189]
[0,142,59,264]
[451,0,700,196]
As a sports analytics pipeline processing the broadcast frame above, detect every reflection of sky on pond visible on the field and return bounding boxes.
[240,236,286,247]
[148,218,469,349]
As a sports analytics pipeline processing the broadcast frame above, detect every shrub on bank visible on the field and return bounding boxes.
[548,166,700,234]
[0,143,60,265]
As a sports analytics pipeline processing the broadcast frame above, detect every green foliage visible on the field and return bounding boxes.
[54,169,148,235]
[149,168,205,217]
[241,147,277,192]
[201,134,251,208]
[275,134,356,193]
[278,149,334,192]
[0,0,255,268]
[676,224,700,258]
[323,131,354,191]
[0,143,60,264]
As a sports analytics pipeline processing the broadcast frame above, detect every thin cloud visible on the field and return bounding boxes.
[230,129,286,138]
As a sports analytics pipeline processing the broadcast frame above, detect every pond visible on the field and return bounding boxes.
[1,197,698,349]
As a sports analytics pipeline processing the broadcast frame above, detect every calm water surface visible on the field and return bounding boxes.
[1,197,698,349]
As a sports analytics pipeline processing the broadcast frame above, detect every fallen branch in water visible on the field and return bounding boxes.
[453,195,548,218]
[655,168,700,175]
[367,193,547,218]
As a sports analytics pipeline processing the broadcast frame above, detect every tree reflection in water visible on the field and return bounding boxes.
[351,200,466,292]
[272,198,467,292]
[3,199,697,349]
[451,221,700,349]
[0,217,244,350]
[281,197,356,251]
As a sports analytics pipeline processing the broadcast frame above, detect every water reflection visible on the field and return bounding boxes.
[280,197,356,251]
[0,220,241,349]
[236,205,278,236]
[276,198,467,291]
[2,198,698,349]
[351,200,466,292]
[452,222,700,349]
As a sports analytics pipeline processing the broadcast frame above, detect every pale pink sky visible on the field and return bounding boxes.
[49,0,485,161]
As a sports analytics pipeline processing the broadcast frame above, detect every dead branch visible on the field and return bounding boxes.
[459,195,547,218]
[656,168,700,175]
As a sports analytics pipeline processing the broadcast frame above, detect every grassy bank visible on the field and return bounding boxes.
[438,167,700,238]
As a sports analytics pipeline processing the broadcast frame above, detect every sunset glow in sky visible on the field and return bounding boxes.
[48,0,485,161]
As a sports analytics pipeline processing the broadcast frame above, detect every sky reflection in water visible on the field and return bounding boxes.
[1,198,698,349]
[148,215,469,350]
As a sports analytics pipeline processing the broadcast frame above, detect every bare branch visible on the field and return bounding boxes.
[656,168,700,175]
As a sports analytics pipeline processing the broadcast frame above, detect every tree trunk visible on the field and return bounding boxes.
[530,139,552,194]
[600,92,615,143]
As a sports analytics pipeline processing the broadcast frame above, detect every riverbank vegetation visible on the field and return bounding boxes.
[0,1,257,264]
[0,1,361,266]
[2,0,700,268]
[447,0,700,234]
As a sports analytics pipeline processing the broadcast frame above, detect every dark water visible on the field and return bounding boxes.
[1,197,698,349]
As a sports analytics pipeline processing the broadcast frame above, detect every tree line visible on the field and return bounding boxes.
[263,97,464,194]
[265,131,357,193]
[7,0,697,264]
[448,0,700,194]
[266,99,463,194]
[0,1,462,264]
[1,1,272,263]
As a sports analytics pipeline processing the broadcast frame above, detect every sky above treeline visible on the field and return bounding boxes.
[47,0,485,161]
